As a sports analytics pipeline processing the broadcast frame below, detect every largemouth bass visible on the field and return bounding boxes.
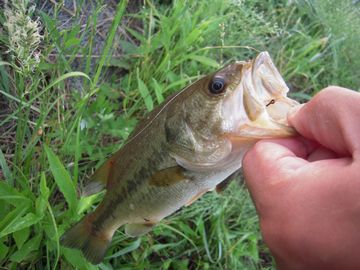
[61,52,299,264]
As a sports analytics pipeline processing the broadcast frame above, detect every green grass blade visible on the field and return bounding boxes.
[0,72,91,128]
[0,89,41,113]
[44,144,78,213]
[0,181,31,206]
[186,54,220,68]
[40,172,50,201]
[137,68,154,111]
[10,234,42,263]
[0,58,10,93]
[46,202,60,270]
[0,241,9,262]
[105,238,141,259]
[151,78,164,104]
[44,71,92,93]
[62,247,98,270]
[0,61,10,66]
[73,118,81,186]
[40,12,72,72]
[93,0,128,86]
[0,210,41,238]
[0,148,13,186]
[160,223,199,254]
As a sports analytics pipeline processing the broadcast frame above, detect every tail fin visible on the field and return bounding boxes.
[61,217,112,264]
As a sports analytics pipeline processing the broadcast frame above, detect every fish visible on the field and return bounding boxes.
[61,51,299,264]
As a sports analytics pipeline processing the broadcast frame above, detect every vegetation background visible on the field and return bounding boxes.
[0,0,359,269]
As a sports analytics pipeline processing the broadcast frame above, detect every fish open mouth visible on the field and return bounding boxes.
[222,51,299,139]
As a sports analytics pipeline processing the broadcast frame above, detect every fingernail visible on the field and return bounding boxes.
[288,104,305,119]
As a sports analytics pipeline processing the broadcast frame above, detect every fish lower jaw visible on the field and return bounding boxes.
[230,112,294,138]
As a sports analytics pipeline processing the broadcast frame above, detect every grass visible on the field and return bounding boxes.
[0,0,359,269]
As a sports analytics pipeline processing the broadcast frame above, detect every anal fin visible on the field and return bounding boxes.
[185,189,208,206]
[216,170,241,193]
[125,223,155,237]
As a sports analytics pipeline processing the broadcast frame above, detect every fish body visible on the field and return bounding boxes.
[61,52,299,264]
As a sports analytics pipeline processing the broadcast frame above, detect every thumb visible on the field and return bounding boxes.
[288,86,360,157]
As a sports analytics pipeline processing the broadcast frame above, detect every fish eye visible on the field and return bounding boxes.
[208,77,226,95]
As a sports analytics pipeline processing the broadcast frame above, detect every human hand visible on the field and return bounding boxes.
[242,86,360,270]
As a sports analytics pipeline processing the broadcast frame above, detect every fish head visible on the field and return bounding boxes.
[167,52,299,170]
[181,51,299,143]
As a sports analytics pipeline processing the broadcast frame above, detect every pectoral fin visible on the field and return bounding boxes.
[125,223,155,237]
[165,115,232,172]
[149,166,188,187]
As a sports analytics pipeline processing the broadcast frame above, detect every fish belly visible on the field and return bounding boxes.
[125,167,242,223]
[92,156,243,236]
[124,180,201,224]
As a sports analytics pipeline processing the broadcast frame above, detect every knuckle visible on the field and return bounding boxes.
[323,85,343,93]
[306,86,342,112]
[313,86,338,102]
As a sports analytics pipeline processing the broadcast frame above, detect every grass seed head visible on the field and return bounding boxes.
[4,0,42,73]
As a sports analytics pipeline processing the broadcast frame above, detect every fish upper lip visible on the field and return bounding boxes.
[252,51,269,72]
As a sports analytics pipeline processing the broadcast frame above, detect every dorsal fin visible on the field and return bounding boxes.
[82,158,114,196]
[125,91,179,142]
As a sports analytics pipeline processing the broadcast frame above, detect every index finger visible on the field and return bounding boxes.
[288,86,360,157]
